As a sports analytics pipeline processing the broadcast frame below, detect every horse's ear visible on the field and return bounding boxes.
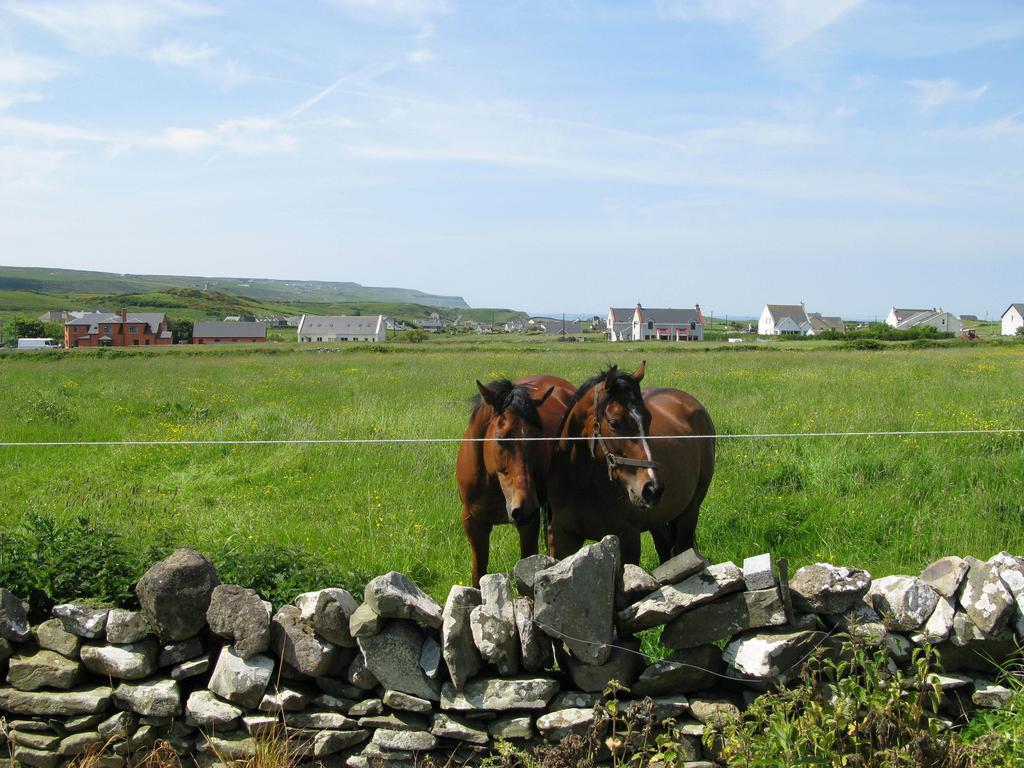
[533,386,555,408]
[605,365,617,383]
[631,360,646,383]
[476,380,497,406]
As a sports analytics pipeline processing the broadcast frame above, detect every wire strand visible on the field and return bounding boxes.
[0,428,1020,448]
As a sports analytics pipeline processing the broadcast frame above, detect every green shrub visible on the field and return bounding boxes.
[952,660,1024,766]
[846,338,885,350]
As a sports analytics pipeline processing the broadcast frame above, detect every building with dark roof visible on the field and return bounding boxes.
[192,321,268,344]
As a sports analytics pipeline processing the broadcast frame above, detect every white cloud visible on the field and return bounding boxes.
[906,79,989,112]
[0,91,46,110]
[406,48,436,65]
[5,0,219,55]
[328,0,452,24]
[149,38,249,88]
[657,0,863,52]
[0,50,68,84]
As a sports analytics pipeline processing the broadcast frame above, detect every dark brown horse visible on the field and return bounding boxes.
[457,375,577,587]
[546,362,715,565]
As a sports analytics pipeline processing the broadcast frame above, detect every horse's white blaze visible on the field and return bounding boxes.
[631,406,657,483]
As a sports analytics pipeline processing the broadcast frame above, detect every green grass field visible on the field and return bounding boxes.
[1,338,1022,606]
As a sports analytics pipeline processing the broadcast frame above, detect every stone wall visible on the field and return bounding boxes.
[0,540,1022,768]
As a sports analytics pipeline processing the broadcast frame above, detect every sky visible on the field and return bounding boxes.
[0,0,1021,319]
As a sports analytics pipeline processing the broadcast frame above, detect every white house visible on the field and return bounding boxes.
[759,304,811,335]
[1002,304,1024,336]
[606,307,635,341]
[297,315,385,342]
[607,304,704,341]
[884,307,962,335]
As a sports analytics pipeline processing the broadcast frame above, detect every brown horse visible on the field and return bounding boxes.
[546,362,715,565]
[457,375,577,587]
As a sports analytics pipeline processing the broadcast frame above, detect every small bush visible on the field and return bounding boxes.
[846,338,885,350]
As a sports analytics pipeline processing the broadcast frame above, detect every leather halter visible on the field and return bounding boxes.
[588,386,660,481]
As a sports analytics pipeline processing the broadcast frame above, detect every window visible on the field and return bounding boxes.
[144,340,150,345]
[133,340,139,346]
[647,320,653,330]
[130,326,138,333]
[104,325,112,333]
[690,321,696,330]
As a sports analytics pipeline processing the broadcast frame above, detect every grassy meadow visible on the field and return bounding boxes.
[0,338,1022,607]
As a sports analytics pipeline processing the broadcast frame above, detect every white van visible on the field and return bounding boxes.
[17,338,59,350]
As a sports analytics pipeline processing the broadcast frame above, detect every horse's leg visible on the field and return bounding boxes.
[462,508,491,589]
[672,481,710,557]
[650,523,675,563]
[548,518,583,560]
[517,514,540,561]
[620,530,642,566]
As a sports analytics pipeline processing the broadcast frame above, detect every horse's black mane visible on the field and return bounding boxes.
[558,366,643,435]
[469,379,543,429]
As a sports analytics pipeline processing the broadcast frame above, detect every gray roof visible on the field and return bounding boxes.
[608,307,634,322]
[66,312,165,333]
[636,307,701,325]
[1003,304,1024,318]
[193,321,267,339]
[765,304,810,325]
[891,308,932,324]
[808,313,845,331]
[298,315,383,336]
[544,320,584,335]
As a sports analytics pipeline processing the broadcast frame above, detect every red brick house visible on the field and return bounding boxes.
[192,321,268,344]
[65,311,173,348]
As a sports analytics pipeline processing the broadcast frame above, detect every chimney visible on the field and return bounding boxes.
[696,303,704,323]
[120,308,127,321]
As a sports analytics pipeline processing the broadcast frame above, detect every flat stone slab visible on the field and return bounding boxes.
[313,729,369,757]
[440,676,559,711]
[52,605,108,640]
[973,681,1013,709]
[661,588,786,649]
[383,690,432,714]
[724,629,828,685]
[79,641,158,680]
[35,619,81,658]
[7,650,82,691]
[620,564,659,605]
[364,572,442,629]
[0,685,112,715]
[789,563,871,615]
[534,536,621,665]
[652,548,709,585]
[104,610,149,644]
[488,715,533,740]
[536,708,598,741]
[618,562,744,632]
[372,728,437,752]
[430,713,489,745]
[559,640,644,693]
[631,645,724,697]
[112,679,181,717]
[185,689,242,728]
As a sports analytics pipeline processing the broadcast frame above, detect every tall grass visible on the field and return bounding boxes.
[0,340,1021,604]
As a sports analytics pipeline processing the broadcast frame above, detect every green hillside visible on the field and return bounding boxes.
[0,266,469,309]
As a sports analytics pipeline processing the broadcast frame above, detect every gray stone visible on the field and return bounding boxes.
[364,572,442,629]
[348,698,383,717]
[513,555,557,598]
[105,610,149,644]
[637,694,690,722]
[358,712,430,731]
[287,710,358,729]
[471,573,520,675]
[488,715,533,740]
[112,679,181,717]
[535,535,621,664]
[559,639,645,692]
[158,637,203,667]
[383,690,432,713]
[349,603,383,638]
[431,713,489,745]
[536,708,597,741]
[311,691,353,711]
[272,604,338,677]
[59,731,106,757]
[724,629,828,685]
[959,557,1014,634]
[917,595,957,643]
[97,711,135,739]
[419,635,442,680]
[513,597,552,673]
[920,556,969,598]
[316,676,362,699]
[135,548,220,642]
[652,548,709,585]
[883,633,914,663]
[0,685,112,715]
[170,654,210,680]
[34,619,81,658]
[997,566,1024,636]
[550,690,602,710]
[690,696,742,727]
[10,746,60,768]
[52,604,108,640]
[348,652,379,690]
[866,576,939,631]
[197,732,256,760]
[661,588,786,649]
[296,588,360,647]
[7,650,82,691]
[951,610,988,647]
[79,641,158,680]
[441,586,482,690]
[0,589,31,641]
[7,719,55,732]
[243,714,280,735]
[620,564,659,605]
[743,553,776,591]
[922,672,973,691]
[206,584,271,659]
[208,646,274,710]
[618,561,745,633]
[358,619,440,701]
[10,732,61,750]
[313,729,369,757]
[185,689,242,727]
[826,604,888,645]
[63,713,106,732]
[440,675,559,711]
[259,685,309,712]
[631,645,725,697]
[789,563,871,614]
[973,681,1013,709]
[372,728,437,752]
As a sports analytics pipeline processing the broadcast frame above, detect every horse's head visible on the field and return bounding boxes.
[474,379,555,526]
[584,362,664,509]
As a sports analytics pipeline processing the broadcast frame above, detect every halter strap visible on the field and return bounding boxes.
[589,387,660,481]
